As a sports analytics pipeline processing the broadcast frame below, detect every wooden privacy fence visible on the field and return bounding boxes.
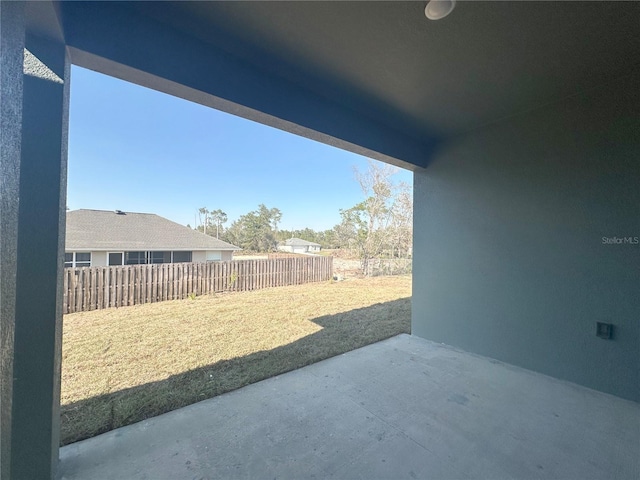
[63,256,333,314]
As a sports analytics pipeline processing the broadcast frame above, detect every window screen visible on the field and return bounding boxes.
[65,252,91,268]
[75,252,91,267]
[149,251,171,264]
[108,252,123,266]
[172,251,192,263]
[125,251,147,265]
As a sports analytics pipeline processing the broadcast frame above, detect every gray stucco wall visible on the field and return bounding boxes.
[1,3,25,477]
[412,71,640,402]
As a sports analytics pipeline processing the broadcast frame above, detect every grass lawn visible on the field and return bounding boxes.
[61,275,411,445]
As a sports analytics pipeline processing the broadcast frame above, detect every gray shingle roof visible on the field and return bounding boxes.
[66,210,239,251]
[283,237,321,247]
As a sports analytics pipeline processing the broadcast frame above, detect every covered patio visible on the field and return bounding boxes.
[59,335,639,479]
[1,2,638,479]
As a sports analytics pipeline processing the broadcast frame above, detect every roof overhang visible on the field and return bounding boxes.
[25,1,640,169]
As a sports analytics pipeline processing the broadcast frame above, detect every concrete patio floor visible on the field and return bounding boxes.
[59,334,639,480]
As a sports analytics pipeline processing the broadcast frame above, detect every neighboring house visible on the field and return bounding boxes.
[65,209,240,267]
[278,237,321,254]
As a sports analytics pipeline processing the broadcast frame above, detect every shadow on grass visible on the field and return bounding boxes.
[60,297,411,446]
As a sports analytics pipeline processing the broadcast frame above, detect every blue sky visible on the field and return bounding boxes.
[68,66,412,232]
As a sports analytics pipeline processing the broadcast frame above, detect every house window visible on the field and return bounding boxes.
[149,251,171,264]
[172,251,192,263]
[76,253,91,267]
[125,251,147,265]
[108,252,124,266]
[109,251,191,265]
[65,252,92,268]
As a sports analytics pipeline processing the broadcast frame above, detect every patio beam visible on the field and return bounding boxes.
[59,2,437,170]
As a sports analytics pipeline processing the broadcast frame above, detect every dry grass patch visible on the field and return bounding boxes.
[61,275,411,445]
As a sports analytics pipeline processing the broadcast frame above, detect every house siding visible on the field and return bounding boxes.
[90,251,107,267]
[412,71,640,402]
[193,250,234,262]
[191,251,206,263]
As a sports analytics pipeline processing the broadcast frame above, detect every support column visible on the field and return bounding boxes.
[1,3,69,478]
[0,2,25,477]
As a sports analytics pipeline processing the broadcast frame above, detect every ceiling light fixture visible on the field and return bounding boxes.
[425,0,456,21]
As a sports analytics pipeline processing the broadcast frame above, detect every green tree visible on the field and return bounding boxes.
[195,208,229,239]
[224,204,282,252]
[198,207,209,235]
[209,209,228,239]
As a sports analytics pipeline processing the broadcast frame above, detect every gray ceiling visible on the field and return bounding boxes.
[133,1,640,139]
[28,0,640,152]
